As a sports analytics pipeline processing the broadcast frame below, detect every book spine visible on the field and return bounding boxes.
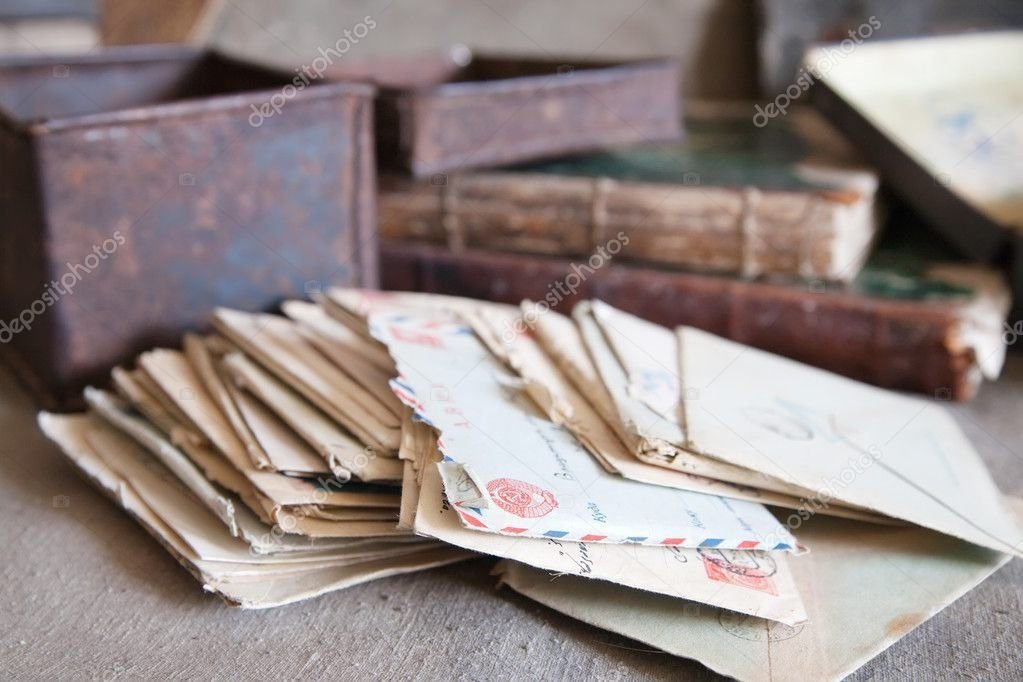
[379,174,857,281]
[379,241,977,400]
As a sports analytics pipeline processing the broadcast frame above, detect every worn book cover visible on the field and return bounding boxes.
[380,103,879,282]
[379,226,1009,400]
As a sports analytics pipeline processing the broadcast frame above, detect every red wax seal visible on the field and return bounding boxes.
[486,478,558,518]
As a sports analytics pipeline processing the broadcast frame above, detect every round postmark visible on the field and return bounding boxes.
[486,478,558,518]
[698,549,779,596]
[718,610,805,642]
[697,548,778,578]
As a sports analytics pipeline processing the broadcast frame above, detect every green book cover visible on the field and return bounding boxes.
[510,112,853,193]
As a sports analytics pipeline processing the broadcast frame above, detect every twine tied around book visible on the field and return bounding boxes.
[589,177,614,249]
[441,175,465,252]
[739,187,762,280]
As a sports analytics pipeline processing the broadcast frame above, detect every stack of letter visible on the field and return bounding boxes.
[39,289,1022,680]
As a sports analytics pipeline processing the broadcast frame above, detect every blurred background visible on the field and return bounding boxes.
[3,0,1022,97]
[1,0,1020,406]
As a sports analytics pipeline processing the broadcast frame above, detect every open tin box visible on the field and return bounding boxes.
[0,45,377,408]
[330,47,682,176]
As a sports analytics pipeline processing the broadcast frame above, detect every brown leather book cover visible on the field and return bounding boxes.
[379,240,1009,401]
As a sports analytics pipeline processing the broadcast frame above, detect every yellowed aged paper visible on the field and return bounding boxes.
[677,325,1023,556]
[497,501,1020,681]
[220,352,402,483]
[226,383,333,477]
[101,362,404,536]
[212,308,401,452]
[573,302,821,499]
[469,307,861,514]
[374,311,800,551]
[38,412,470,608]
[283,300,398,390]
[416,460,806,625]
[184,333,272,470]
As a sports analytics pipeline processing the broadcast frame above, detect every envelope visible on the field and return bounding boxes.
[211,308,401,453]
[84,386,240,533]
[514,303,893,524]
[221,373,334,477]
[416,455,807,625]
[575,300,821,499]
[370,311,801,551]
[88,382,404,538]
[219,351,402,483]
[282,300,403,416]
[111,366,185,439]
[38,412,471,608]
[581,299,1023,556]
[323,288,485,337]
[183,333,273,470]
[496,500,1021,681]
[675,322,1023,556]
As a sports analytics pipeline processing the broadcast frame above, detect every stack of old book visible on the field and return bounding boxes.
[378,102,1013,401]
[40,288,1022,680]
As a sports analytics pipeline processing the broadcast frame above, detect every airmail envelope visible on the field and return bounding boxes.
[415,458,807,625]
[370,312,800,552]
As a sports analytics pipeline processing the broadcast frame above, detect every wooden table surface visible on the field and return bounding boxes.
[2,357,1021,680]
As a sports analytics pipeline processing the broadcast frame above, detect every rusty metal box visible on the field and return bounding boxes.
[333,50,682,176]
[0,45,377,408]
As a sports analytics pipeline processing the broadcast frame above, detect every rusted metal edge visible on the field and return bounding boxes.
[0,43,200,68]
[0,46,376,136]
[405,57,680,97]
[25,81,375,136]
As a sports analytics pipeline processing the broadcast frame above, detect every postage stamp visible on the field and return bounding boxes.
[487,478,558,518]
[698,548,778,595]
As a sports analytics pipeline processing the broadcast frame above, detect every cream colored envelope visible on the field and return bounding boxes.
[38,412,471,608]
[222,375,333,477]
[676,324,1023,557]
[323,288,488,335]
[580,299,1023,556]
[134,350,398,498]
[372,311,800,551]
[80,421,395,563]
[496,501,1020,681]
[416,456,806,625]
[83,386,241,532]
[509,304,892,524]
[282,300,399,405]
[574,301,821,499]
[219,352,401,483]
[211,308,401,453]
[111,367,194,446]
[88,381,403,538]
[183,333,272,470]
